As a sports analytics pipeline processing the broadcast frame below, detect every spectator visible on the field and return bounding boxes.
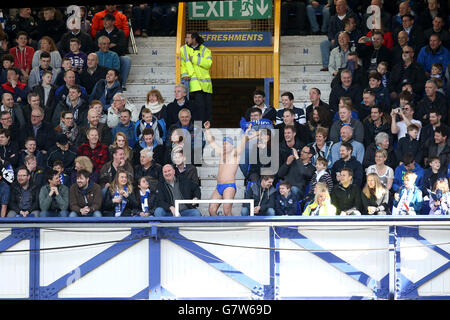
[154,164,201,217]
[329,102,364,143]
[18,137,45,168]
[132,4,152,38]
[78,106,112,146]
[53,70,88,110]
[32,70,57,122]
[366,148,394,191]
[390,103,422,141]
[305,87,332,121]
[420,109,448,147]
[309,126,334,168]
[2,68,28,103]
[106,93,139,129]
[111,131,134,164]
[1,54,15,84]
[31,36,61,71]
[142,88,167,121]
[419,0,446,31]
[355,88,377,123]
[77,127,110,174]
[135,107,164,146]
[38,169,69,217]
[361,173,390,215]
[424,16,450,50]
[306,104,333,142]
[46,134,77,174]
[275,181,299,216]
[111,109,136,148]
[335,15,361,49]
[361,0,391,34]
[133,176,157,217]
[77,6,92,35]
[281,0,308,35]
[331,52,368,90]
[356,30,392,72]
[0,112,20,146]
[166,107,197,150]
[94,13,131,90]
[99,146,134,191]
[331,167,362,215]
[64,38,88,73]
[417,33,450,78]
[91,5,130,38]
[51,161,70,189]
[422,157,447,194]
[329,31,356,78]
[79,53,108,95]
[278,125,305,169]
[393,153,425,192]
[393,171,423,215]
[330,125,364,165]
[393,14,426,55]
[244,89,276,123]
[54,110,81,147]
[306,0,330,35]
[363,129,396,167]
[276,108,310,146]
[151,3,177,36]
[0,165,10,217]
[319,0,358,71]
[89,68,122,112]
[165,83,195,130]
[22,106,55,154]
[304,156,333,205]
[424,126,450,169]
[52,85,88,129]
[395,124,423,166]
[69,169,102,217]
[241,175,276,216]
[367,72,391,111]
[276,91,306,125]
[277,144,315,199]
[33,7,66,43]
[54,57,78,88]
[23,154,46,188]
[331,141,364,187]
[428,177,450,215]
[58,27,96,58]
[416,80,448,126]
[8,31,34,82]
[134,148,163,191]
[70,156,99,186]
[133,127,164,166]
[95,36,120,73]
[363,104,391,148]
[0,126,19,167]
[391,1,414,31]
[6,166,40,218]
[328,69,363,116]
[172,149,200,186]
[180,31,212,123]
[5,8,37,43]
[376,61,390,89]
[1,92,26,129]
[303,182,337,216]
[391,31,410,66]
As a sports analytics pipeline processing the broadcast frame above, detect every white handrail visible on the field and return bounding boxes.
[175,199,255,217]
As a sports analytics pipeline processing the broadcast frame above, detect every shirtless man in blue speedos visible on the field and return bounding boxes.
[204,121,250,216]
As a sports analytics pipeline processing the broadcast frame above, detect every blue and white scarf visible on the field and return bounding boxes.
[114,185,128,217]
[140,189,150,213]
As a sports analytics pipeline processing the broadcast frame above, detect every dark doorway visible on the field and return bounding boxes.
[211,79,268,128]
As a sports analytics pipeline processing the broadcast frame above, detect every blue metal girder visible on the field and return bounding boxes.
[160,227,271,299]
[274,227,389,299]
[395,226,450,299]
[38,227,152,299]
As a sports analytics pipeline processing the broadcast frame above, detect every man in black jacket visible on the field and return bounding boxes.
[328,69,362,116]
[241,175,276,216]
[21,107,55,154]
[6,166,40,217]
[424,126,450,169]
[415,80,449,126]
[331,142,364,187]
[165,84,196,129]
[134,148,163,191]
[244,90,276,123]
[154,164,201,217]
[58,27,96,57]
[393,14,426,56]
[330,167,362,216]
[356,30,392,72]
[0,128,20,169]
[79,53,108,95]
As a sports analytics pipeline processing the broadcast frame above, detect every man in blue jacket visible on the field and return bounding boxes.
[393,153,425,192]
[417,33,450,77]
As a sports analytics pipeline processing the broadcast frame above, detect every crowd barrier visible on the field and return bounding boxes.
[0,216,448,300]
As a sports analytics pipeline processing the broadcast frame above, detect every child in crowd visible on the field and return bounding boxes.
[428,178,450,215]
[395,124,422,165]
[430,62,443,79]
[302,182,336,216]
[134,107,164,146]
[393,171,423,215]
[53,160,70,187]
[64,38,88,73]
[423,157,447,194]
[377,61,389,89]
[0,54,14,84]
[305,156,333,205]
[275,181,299,216]
[133,176,156,216]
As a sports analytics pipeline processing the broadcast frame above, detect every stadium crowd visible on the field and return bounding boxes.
[0,1,448,218]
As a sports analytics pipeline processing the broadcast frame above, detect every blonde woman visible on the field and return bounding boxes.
[302,182,337,216]
[102,169,139,217]
[143,89,167,120]
[365,149,394,191]
[361,173,390,215]
[111,132,133,163]
[70,156,99,185]
[428,178,450,215]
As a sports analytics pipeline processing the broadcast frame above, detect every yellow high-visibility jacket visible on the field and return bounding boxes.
[180,44,213,94]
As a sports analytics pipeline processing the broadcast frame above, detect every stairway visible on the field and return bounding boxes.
[125,35,332,216]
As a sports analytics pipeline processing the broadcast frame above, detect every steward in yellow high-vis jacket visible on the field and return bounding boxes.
[180,32,213,123]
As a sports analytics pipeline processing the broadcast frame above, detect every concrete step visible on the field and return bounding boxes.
[280,74,332,84]
[134,36,177,46]
[125,84,175,100]
[280,65,329,73]
[130,54,175,67]
[280,54,322,66]
[127,66,176,82]
[134,47,176,56]
[280,35,327,46]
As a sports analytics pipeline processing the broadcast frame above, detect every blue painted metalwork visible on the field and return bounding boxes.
[264,78,274,106]
[274,227,390,299]
[149,225,162,300]
[159,227,270,299]
[395,226,450,299]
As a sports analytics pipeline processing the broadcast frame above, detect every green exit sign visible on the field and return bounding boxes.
[189,0,272,20]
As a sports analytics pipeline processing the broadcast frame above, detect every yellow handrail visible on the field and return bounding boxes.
[175,2,186,84]
[273,0,281,109]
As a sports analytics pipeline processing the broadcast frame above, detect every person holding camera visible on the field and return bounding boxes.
[390,103,422,141]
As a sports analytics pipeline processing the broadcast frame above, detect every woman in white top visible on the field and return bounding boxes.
[32,36,62,70]
[366,149,394,191]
